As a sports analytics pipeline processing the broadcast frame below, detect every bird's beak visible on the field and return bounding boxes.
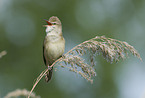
[43,19,53,27]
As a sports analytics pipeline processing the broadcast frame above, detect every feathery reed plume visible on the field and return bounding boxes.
[4,89,40,98]
[0,50,7,59]
[28,36,142,98]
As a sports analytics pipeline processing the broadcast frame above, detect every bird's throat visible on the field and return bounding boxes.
[46,32,61,42]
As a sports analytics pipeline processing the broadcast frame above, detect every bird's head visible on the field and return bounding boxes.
[44,16,62,35]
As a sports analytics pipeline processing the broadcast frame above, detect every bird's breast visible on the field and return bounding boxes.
[44,37,65,63]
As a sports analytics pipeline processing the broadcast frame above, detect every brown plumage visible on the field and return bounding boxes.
[43,16,65,82]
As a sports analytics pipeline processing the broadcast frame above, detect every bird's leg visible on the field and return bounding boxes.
[48,65,52,71]
[61,54,65,58]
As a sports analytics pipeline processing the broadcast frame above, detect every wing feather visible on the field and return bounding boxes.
[43,44,46,65]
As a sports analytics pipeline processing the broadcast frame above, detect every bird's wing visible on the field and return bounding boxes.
[43,44,46,65]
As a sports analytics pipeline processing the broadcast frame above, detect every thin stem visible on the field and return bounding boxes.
[28,69,48,98]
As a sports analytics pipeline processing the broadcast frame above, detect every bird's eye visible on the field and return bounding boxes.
[53,23,57,25]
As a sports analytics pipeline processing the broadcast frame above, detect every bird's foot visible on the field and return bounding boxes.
[61,54,65,58]
[48,66,52,71]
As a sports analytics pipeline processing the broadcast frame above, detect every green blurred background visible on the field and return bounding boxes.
[0,0,145,98]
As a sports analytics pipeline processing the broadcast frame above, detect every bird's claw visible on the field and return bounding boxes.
[48,66,52,71]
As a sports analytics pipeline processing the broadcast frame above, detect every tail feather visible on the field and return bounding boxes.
[45,67,53,82]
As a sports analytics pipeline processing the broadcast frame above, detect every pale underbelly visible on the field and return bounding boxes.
[45,41,65,64]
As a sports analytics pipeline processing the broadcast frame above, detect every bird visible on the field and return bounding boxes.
[43,16,65,82]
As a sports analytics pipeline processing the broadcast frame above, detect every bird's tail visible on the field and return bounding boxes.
[45,67,53,82]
